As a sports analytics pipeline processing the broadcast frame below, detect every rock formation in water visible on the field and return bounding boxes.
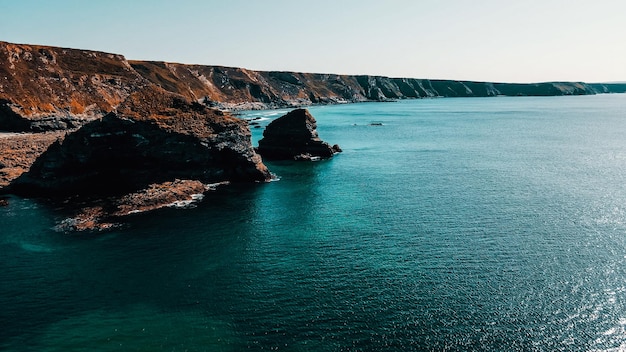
[257,109,341,160]
[10,86,271,198]
[2,40,622,133]
[54,179,223,232]
[5,87,270,230]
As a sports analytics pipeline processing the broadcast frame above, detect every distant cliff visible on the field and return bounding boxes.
[1,40,624,132]
[588,83,626,94]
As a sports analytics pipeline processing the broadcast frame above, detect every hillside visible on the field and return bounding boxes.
[1,40,624,132]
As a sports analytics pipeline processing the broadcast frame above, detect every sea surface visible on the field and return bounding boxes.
[2,94,626,351]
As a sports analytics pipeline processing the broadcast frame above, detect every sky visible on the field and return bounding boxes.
[1,0,625,83]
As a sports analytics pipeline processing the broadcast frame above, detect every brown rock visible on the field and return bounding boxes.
[10,86,271,198]
[54,179,225,232]
[0,131,66,188]
[0,41,147,131]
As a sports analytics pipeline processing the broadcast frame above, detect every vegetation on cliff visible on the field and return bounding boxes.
[2,40,623,133]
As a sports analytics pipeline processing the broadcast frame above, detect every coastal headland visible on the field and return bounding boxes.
[1,40,624,230]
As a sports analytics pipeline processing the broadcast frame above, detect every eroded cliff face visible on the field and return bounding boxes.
[1,40,616,132]
[0,41,149,131]
[128,61,369,110]
[129,63,598,110]
[10,86,271,198]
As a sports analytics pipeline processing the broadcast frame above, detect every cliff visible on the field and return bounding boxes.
[1,41,620,132]
[588,83,626,94]
[9,86,271,198]
[127,65,600,107]
[4,86,271,230]
[0,41,148,131]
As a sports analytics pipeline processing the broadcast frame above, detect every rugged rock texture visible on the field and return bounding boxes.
[0,131,66,188]
[131,64,601,108]
[0,41,148,131]
[2,40,621,133]
[10,86,271,198]
[55,179,224,232]
[257,109,341,160]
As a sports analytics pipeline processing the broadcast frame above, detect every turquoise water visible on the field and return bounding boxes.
[2,94,626,351]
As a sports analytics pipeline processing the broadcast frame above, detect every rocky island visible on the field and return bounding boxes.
[257,109,341,161]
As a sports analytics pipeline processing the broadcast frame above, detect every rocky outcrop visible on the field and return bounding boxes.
[257,109,341,160]
[55,179,225,232]
[0,41,148,131]
[10,86,271,198]
[5,86,271,230]
[1,40,616,133]
[0,131,66,188]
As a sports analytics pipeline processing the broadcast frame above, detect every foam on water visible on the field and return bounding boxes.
[19,243,54,253]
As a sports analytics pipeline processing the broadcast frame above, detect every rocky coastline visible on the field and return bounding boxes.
[2,41,625,133]
[2,86,271,230]
[1,40,625,230]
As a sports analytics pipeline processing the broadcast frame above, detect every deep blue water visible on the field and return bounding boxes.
[2,94,626,351]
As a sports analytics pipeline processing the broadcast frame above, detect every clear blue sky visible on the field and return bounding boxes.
[1,0,624,83]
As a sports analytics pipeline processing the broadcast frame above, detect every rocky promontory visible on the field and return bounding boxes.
[5,86,270,230]
[1,40,624,229]
[257,109,341,160]
[10,86,271,197]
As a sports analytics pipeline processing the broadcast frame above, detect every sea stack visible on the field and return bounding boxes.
[257,108,341,160]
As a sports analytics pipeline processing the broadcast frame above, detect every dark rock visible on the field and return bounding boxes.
[10,86,271,198]
[0,196,8,206]
[0,131,65,189]
[256,108,340,160]
[54,179,222,232]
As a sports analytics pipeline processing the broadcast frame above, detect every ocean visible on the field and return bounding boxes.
[1,94,626,351]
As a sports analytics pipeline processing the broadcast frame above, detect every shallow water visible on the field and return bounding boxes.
[2,94,626,351]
